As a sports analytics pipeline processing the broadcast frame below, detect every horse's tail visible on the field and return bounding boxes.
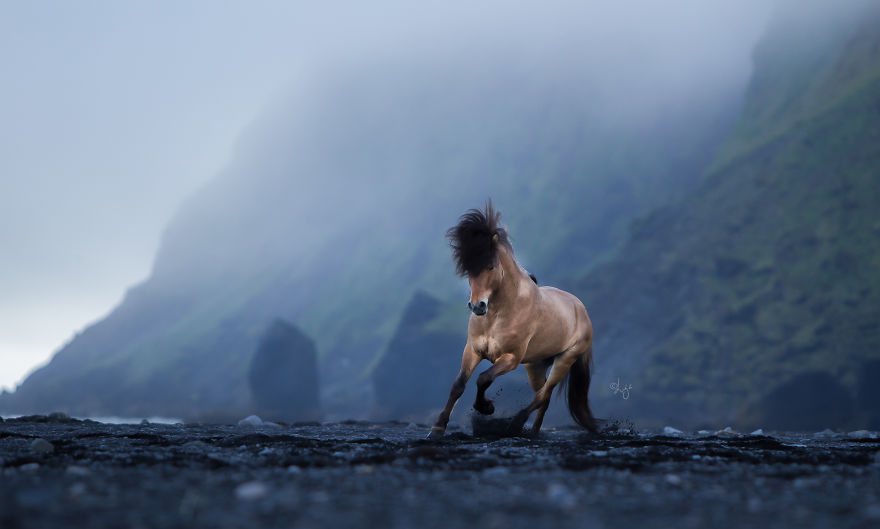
[566,347,599,433]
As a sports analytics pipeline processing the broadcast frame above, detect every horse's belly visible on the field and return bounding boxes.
[524,330,572,360]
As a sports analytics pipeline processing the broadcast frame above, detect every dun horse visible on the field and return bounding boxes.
[429,202,598,439]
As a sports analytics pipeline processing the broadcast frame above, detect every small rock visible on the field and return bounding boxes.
[235,481,268,501]
[69,482,87,498]
[717,426,738,436]
[237,415,263,427]
[663,426,683,435]
[258,447,275,456]
[30,438,54,454]
[19,463,40,472]
[483,466,509,476]
[356,464,374,474]
[590,450,608,457]
[66,465,91,476]
[546,482,576,509]
[697,430,712,436]
[182,441,209,453]
[813,429,836,438]
[309,490,330,503]
[747,497,761,513]
[664,474,682,486]
[847,430,878,439]
[287,465,302,474]
[750,429,764,436]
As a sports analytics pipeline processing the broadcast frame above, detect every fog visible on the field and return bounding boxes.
[0,0,779,394]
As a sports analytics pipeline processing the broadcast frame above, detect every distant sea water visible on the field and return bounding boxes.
[2,414,184,425]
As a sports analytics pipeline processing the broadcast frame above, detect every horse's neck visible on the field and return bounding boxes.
[496,245,528,303]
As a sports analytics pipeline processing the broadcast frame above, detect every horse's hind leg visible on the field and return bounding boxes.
[525,362,551,434]
[509,353,577,434]
[473,354,518,415]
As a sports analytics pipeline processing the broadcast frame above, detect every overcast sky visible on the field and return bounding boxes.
[0,1,775,392]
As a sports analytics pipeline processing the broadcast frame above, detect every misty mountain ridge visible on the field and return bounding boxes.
[4,1,877,430]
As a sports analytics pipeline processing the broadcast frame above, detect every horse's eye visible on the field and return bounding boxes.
[489,265,495,271]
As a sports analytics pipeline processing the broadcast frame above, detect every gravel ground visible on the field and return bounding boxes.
[1,414,879,529]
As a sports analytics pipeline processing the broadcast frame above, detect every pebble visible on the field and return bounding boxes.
[847,430,878,439]
[663,426,683,435]
[545,482,576,509]
[813,429,837,438]
[747,497,761,513]
[483,466,509,476]
[237,415,263,427]
[235,481,268,501]
[65,466,91,477]
[717,426,738,436]
[665,474,682,486]
[20,463,40,472]
[750,429,764,436]
[30,438,54,454]
[286,465,302,474]
[182,441,209,453]
[69,483,87,498]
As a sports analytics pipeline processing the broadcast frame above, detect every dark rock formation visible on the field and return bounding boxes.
[856,360,880,429]
[746,371,855,431]
[248,319,320,422]
[371,291,463,420]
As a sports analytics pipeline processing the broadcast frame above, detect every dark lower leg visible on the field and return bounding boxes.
[472,354,518,415]
[531,402,551,434]
[429,376,468,439]
[473,369,496,415]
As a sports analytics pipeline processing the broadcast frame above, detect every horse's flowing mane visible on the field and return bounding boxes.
[446,201,511,277]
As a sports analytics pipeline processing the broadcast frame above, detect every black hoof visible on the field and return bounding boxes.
[473,399,495,415]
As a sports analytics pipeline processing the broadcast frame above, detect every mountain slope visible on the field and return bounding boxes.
[576,3,880,429]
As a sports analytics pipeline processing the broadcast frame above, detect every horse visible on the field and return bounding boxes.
[428,201,599,439]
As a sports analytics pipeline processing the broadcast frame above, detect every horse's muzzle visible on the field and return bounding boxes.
[468,300,488,316]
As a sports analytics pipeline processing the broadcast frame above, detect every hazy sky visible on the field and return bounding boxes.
[0,1,774,392]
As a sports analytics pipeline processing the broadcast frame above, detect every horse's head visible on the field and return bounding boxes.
[447,201,510,317]
[466,253,503,316]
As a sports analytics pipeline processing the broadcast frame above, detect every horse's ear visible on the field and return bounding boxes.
[492,232,499,244]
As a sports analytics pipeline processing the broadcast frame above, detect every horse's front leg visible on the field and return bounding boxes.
[473,353,519,415]
[428,344,481,440]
